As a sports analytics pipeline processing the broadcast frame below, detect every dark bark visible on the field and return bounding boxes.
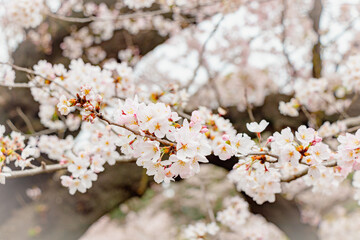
[310,0,323,78]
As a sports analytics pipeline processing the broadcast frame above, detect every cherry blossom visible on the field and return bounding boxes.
[246,120,269,133]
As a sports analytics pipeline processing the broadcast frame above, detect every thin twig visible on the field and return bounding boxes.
[204,64,222,107]
[244,89,255,122]
[318,94,349,119]
[172,107,191,120]
[184,16,224,89]
[300,106,318,129]
[0,62,75,97]
[6,120,20,132]
[324,15,360,47]
[16,107,35,134]
[346,125,360,133]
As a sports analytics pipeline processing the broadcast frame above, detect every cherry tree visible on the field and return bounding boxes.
[1,0,360,239]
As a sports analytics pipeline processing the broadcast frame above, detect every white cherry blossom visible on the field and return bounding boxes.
[246,120,269,133]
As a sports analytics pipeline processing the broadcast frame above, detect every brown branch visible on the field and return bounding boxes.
[281,168,308,183]
[5,156,136,180]
[309,0,323,78]
[6,163,67,179]
[0,83,32,88]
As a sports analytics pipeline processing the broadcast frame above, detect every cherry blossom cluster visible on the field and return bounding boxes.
[230,163,282,204]
[56,122,129,195]
[272,126,332,176]
[273,126,345,194]
[183,196,287,239]
[144,83,190,109]
[5,0,44,29]
[182,222,219,240]
[336,130,360,175]
[3,57,192,135]
[57,87,211,185]
[318,207,360,240]
[280,77,351,117]
[116,104,211,183]
[218,120,343,203]
[336,129,360,203]
[216,196,286,239]
[29,59,135,129]
[36,121,128,195]
[37,135,74,161]
[317,121,347,138]
[343,55,360,93]
[61,27,94,60]
[214,67,276,111]
[60,157,98,195]
[118,48,141,66]
[28,23,53,55]
[194,107,237,158]
[0,126,39,183]
[216,196,250,229]
[279,98,300,117]
[207,120,268,162]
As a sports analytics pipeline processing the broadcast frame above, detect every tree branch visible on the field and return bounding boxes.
[0,62,75,97]
[281,160,337,182]
[5,156,136,180]
[6,163,67,179]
